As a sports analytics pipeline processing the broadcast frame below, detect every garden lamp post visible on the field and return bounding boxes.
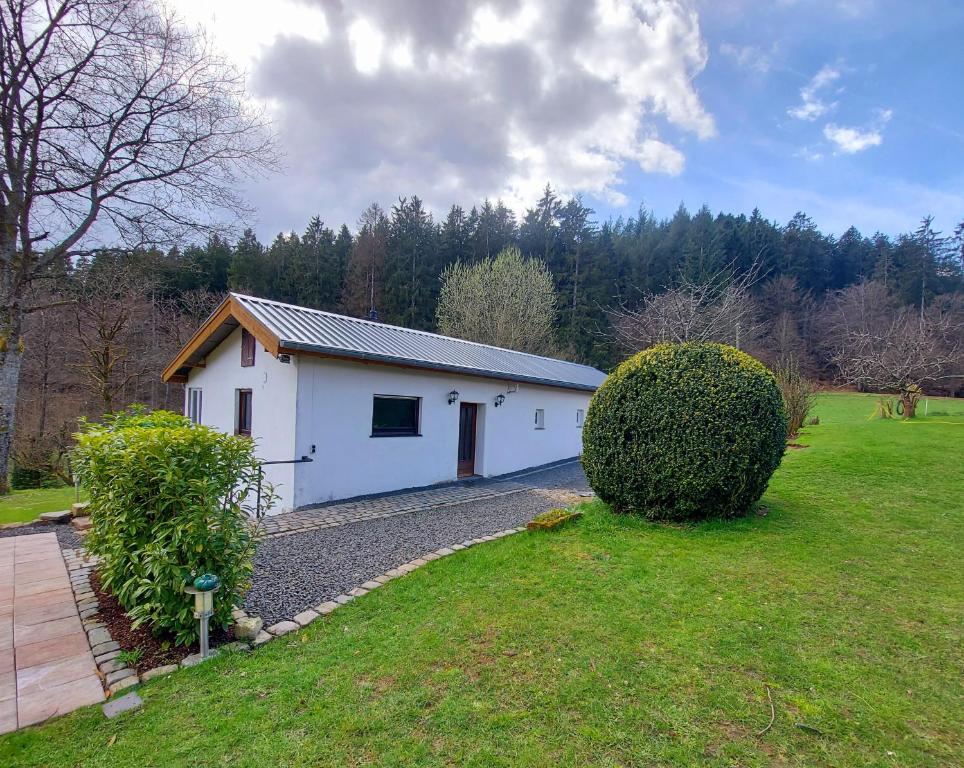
[185,573,220,659]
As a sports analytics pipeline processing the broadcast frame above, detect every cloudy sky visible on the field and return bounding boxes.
[170,0,963,239]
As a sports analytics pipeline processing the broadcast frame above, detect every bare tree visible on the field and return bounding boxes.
[70,261,155,412]
[437,246,557,354]
[608,261,765,355]
[824,281,963,417]
[0,0,276,491]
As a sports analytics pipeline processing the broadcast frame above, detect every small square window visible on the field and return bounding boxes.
[241,329,256,367]
[576,409,584,427]
[188,388,202,424]
[236,389,252,436]
[534,409,545,429]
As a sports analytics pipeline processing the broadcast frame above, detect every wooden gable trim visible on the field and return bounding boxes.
[161,295,282,383]
[230,296,281,358]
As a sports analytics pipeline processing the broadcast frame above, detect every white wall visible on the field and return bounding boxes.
[184,327,299,513]
[292,357,590,508]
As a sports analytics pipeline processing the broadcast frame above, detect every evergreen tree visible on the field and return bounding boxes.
[782,212,831,293]
[383,196,438,329]
[342,204,389,319]
[229,229,268,296]
[440,205,470,268]
[681,205,724,283]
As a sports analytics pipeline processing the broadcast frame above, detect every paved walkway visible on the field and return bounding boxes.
[259,459,587,540]
[0,533,102,734]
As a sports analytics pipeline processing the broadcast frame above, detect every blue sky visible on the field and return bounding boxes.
[621,0,964,235]
[173,0,963,239]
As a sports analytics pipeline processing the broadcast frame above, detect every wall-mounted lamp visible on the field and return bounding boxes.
[447,390,460,405]
[494,394,506,407]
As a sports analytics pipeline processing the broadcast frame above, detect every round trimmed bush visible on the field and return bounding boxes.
[582,343,787,521]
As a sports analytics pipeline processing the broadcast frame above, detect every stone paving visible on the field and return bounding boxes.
[259,459,582,539]
[0,533,103,734]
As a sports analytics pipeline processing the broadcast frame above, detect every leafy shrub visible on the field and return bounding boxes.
[582,343,788,521]
[73,408,264,646]
[773,358,816,437]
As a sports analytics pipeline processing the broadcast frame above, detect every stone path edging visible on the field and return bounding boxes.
[62,549,257,694]
[62,549,139,696]
[56,523,529,695]
[258,459,581,540]
[244,524,527,647]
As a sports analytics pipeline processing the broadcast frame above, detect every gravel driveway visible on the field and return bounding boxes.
[245,461,590,624]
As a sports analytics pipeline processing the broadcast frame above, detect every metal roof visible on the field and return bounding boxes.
[232,293,606,391]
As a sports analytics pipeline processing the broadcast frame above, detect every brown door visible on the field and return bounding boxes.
[458,403,477,477]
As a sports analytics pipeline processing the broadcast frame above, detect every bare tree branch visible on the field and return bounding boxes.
[0,0,277,492]
[606,259,767,354]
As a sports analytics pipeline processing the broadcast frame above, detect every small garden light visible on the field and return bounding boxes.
[185,573,220,659]
[494,394,506,407]
[447,390,459,405]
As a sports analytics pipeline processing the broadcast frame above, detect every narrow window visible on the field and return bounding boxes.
[534,409,545,430]
[241,328,256,367]
[236,389,253,436]
[372,395,420,437]
[576,409,584,428]
[187,388,203,424]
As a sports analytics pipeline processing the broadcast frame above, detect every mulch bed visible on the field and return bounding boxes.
[91,571,233,673]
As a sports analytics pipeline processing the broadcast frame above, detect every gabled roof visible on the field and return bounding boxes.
[163,293,607,392]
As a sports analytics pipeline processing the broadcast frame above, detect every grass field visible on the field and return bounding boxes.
[2,393,962,766]
[0,485,81,525]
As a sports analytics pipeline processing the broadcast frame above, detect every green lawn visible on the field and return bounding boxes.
[0,485,81,524]
[3,393,962,766]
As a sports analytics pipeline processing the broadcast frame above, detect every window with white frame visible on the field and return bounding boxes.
[187,388,202,424]
[534,408,545,429]
[576,409,584,427]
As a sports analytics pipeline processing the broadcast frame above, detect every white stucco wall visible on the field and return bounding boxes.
[291,357,591,508]
[183,327,299,513]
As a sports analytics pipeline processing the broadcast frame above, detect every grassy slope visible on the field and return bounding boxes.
[2,393,962,767]
[0,486,81,524]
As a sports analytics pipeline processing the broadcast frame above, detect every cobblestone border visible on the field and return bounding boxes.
[250,525,527,645]
[60,525,528,685]
[61,548,250,693]
[260,486,534,540]
[258,458,584,540]
[62,548,141,696]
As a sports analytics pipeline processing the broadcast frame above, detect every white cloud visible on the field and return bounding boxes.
[823,108,892,154]
[172,0,715,231]
[719,42,774,74]
[169,0,329,71]
[788,64,840,121]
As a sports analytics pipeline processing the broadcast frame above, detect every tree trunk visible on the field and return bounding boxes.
[900,392,917,419]
[0,307,25,495]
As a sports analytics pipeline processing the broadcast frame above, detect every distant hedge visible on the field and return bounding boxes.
[73,409,264,646]
[582,343,788,521]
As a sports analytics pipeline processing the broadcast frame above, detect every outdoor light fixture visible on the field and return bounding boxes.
[185,573,220,659]
[494,394,506,407]
[448,390,460,405]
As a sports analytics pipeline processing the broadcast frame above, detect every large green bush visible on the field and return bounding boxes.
[582,343,788,521]
[73,409,263,646]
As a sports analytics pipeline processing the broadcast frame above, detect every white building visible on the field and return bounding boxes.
[162,294,606,514]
